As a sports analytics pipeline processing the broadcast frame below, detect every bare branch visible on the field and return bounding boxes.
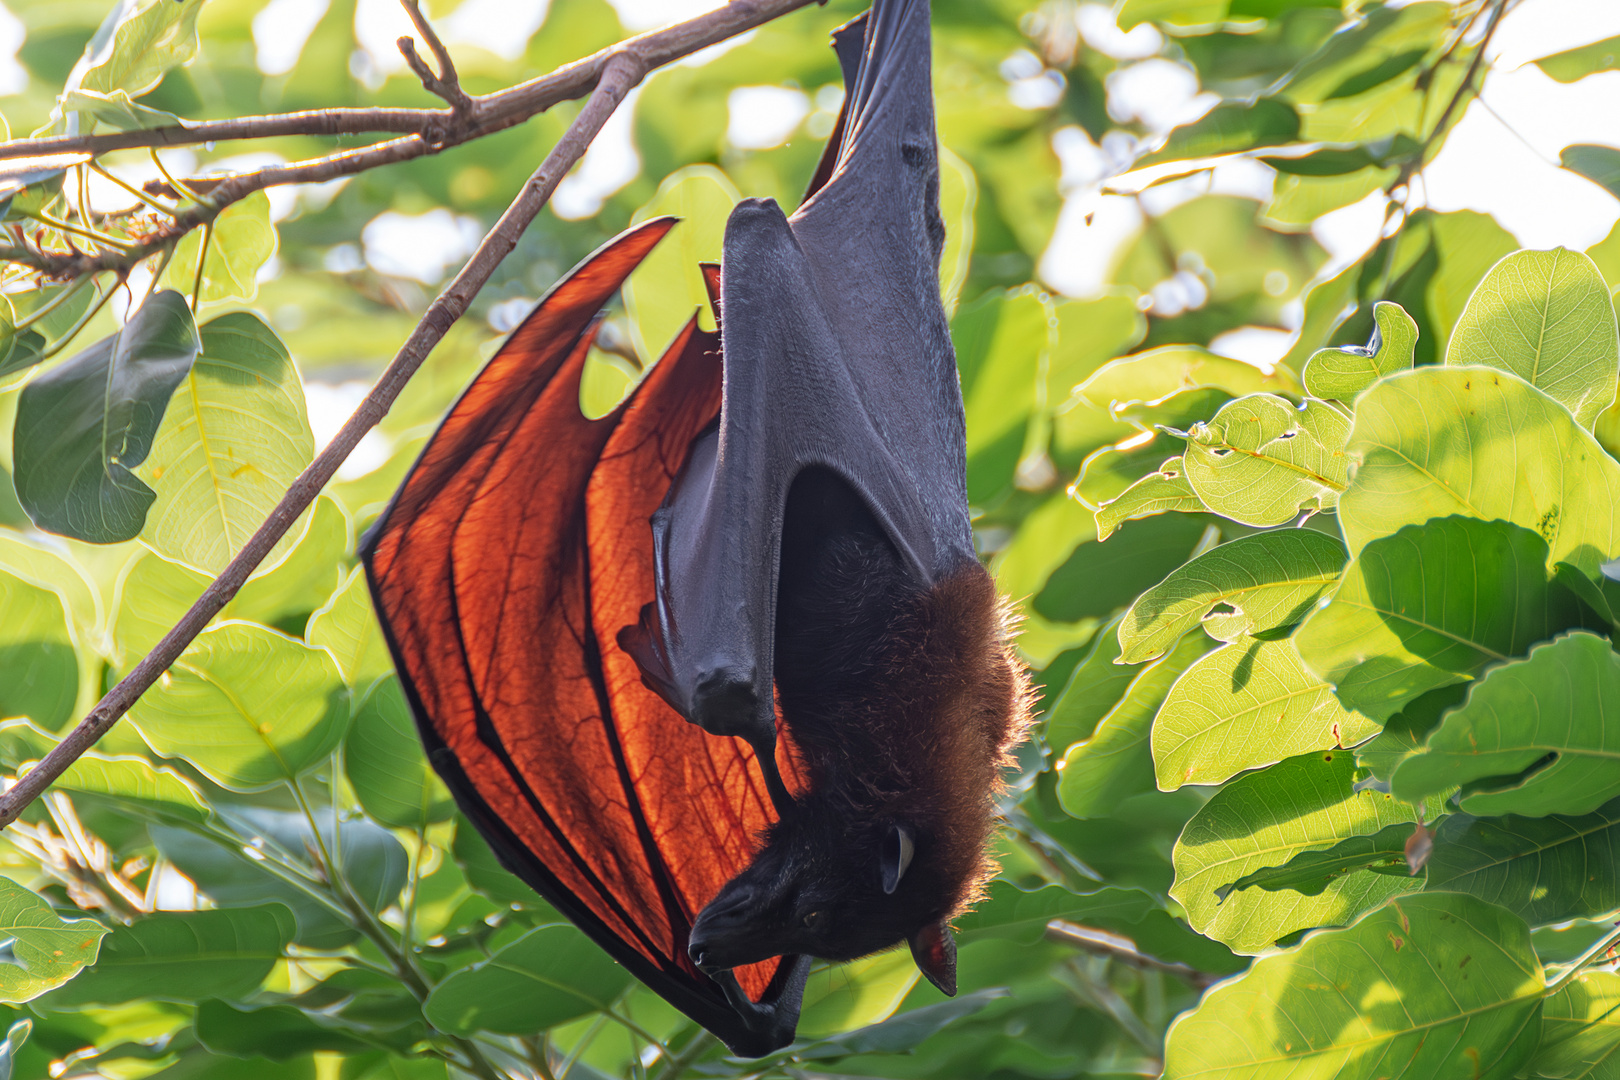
[1045,920,1220,989]
[0,0,815,280]
[397,0,473,117]
[0,0,796,824]
[0,0,813,161]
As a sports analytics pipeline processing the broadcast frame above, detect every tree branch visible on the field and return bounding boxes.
[0,0,814,280]
[397,0,473,117]
[0,0,816,829]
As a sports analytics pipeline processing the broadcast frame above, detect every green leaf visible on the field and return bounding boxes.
[1154,638,1377,790]
[1283,3,1451,104]
[1556,560,1620,626]
[1426,801,1620,926]
[1446,248,1619,428]
[12,290,200,543]
[1162,894,1543,1079]
[1033,512,1210,623]
[1340,367,1620,574]
[1262,165,1395,228]
[0,1018,29,1080]
[1525,971,1620,1079]
[955,881,1155,945]
[195,1000,375,1059]
[1181,395,1349,527]
[127,621,348,790]
[1296,516,1578,722]
[1534,36,1620,82]
[71,0,206,97]
[1119,528,1346,664]
[1094,457,1201,540]
[1214,821,1417,902]
[1392,631,1620,818]
[40,905,293,1008]
[1044,614,1135,753]
[346,676,451,830]
[958,288,1053,502]
[45,752,209,823]
[1136,99,1299,167]
[1354,683,1466,782]
[1302,301,1417,400]
[938,147,976,317]
[797,950,919,1039]
[0,878,106,1002]
[1075,346,1299,412]
[0,533,100,635]
[1427,211,1521,348]
[1056,632,1209,818]
[1171,750,1418,952]
[423,925,632,1036]
[623,165,737,361]
[789,991,1006,1062]
[59,88,181,131]
[0,568,78,732]
[137,312,314,574]
[164,192,278,304]
[306,566,394,687]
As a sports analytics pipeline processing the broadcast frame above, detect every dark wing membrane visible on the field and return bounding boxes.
[360,218,797,1053]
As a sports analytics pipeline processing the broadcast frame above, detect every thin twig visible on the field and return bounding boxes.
[0,0,814,281]
[1547,923,1620,995]
[397,0,473,117]
[0,47,657,829]
[1045,920,1220,989]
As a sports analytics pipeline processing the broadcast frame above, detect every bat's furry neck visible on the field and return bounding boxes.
[774,467,1033,924]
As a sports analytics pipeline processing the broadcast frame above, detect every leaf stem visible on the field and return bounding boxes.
[189,221,212,310]
[88,162,178,216]
[1547,924,1620,995]
[12,275,92,331]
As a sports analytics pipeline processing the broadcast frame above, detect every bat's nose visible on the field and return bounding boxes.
[689,885,757,969]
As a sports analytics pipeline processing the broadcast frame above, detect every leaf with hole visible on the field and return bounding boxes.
[1392,631,1620,817]
[1094,457,1201,540]
[1446,248,1619,427]
[1154,638,1376,790]
[1302,301,1417,400]
[1119,528,1345,664]
[1171,750,1418,953]
[127,621,348,790]
[1295,516,1580,722]
[1181,395,1349,527]
[12,290,199,543]
[1162,893,1543,1080]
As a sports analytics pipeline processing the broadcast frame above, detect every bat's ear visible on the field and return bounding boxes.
[880,823,914,894]
[908,920,957,997]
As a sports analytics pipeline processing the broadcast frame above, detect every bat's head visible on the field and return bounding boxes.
[687,797,959,994]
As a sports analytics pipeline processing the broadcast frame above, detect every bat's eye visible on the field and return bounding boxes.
[802,911,825,929]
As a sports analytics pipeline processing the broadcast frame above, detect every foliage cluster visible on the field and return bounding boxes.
[0,0,1618,1078]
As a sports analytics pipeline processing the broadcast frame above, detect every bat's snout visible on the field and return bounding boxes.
[689,884,766,971]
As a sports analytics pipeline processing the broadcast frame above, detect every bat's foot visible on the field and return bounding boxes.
[707,958,812,1054]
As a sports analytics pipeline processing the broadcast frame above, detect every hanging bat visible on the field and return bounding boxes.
[360,0,1029,1057]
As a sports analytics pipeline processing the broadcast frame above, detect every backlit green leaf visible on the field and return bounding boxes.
[1153,638,1376,790]
[13,290,199,543]
[72,0,205,98]
[1094,457,1201,540]
[624,165,737,361]
[1262,165,1394,228]
[1171,750,1418,952]
[46,752,209,824]
[1119,527,1345,663]
[1340,367,1620,572]
[127,621,348,790]
[345,676,451,830]
[1136,98,1298,166]
[1162,893,1542,1079]
[1392,631,1620,817]
[138,312,315,574]
[1535,36,1620,82]
[164,192,278,304]
[1182,395,1349,527]
[1075,346,1298,412]
[1302,301,1417,400]
[1525,971,1620,1079]
[1295,516,1578,722]
[1214,821,1416,902]
[1033,512,1209,623]
[306,566,394,687]
[0,568,77,732]
[1446,248,1619,428]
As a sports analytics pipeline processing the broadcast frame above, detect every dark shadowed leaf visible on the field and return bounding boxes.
[1215,822,1417,902]
[1426,801,1620,926]
[1392,631,1620,817]
[1034,513,1210,623]
[195,1000,374,1059]
[423,925,632,1036]
[39,905,292,1008]
[13,290,199,543]
[1564,145,1620,199]
[345,676,453,829]
[1044,613,1135,753]
[1524,970,1620,1079]
[1162,894,1543,1079]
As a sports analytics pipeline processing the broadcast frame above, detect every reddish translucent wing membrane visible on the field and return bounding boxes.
[362,218,800,1022]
